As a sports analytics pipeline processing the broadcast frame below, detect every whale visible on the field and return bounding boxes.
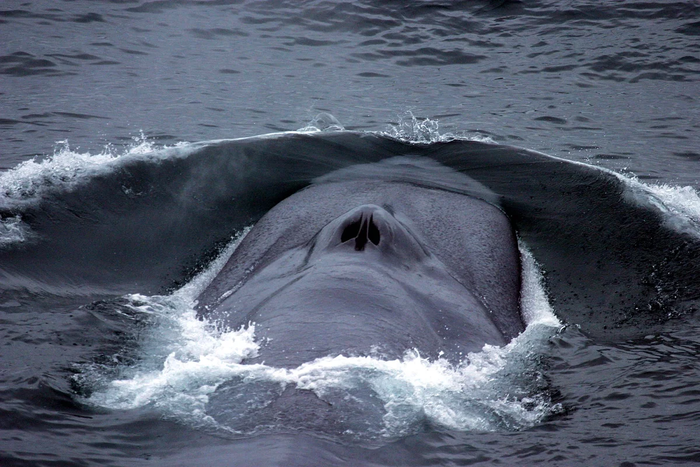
[196,158,525,367]
[4,131,700,466]
[3,131,698,340]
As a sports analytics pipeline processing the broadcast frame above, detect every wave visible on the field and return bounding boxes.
[77,230,562,440]
[1,129,699,341]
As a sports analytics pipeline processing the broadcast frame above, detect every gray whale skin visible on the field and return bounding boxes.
[196,160,525,368]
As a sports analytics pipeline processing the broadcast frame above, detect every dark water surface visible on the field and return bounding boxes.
[2,1,700,466]
[2,0,699,176]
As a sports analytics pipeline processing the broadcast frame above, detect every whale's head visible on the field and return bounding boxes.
[309,203,430,267]
[199,179,524,368]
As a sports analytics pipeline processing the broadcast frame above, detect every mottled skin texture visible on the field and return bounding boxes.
[197,180,523,368]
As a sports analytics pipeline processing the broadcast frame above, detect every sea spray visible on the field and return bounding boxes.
[79,233,563,438]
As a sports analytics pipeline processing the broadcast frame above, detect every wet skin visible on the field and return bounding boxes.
[197,180,524,368]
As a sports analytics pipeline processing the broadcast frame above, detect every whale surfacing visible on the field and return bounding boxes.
[196,159,524,368]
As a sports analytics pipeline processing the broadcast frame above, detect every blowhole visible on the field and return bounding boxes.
[341,219,362,243]
[340,215,381,251]
[368,215,380,246]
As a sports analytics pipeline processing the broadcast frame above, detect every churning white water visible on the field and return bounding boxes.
[79,228,564,438]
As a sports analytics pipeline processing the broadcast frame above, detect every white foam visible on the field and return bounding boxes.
[0,135,203,248]
[0,215,33,247]
[519,241,561,327]
[85,325,560,435]
[618,173,700,239]
[516,148,700,240]
[297,112,346,133]
[381,111,456,144]
[0,135,195,210]
[80,231,562,436]
[175,226,252,304]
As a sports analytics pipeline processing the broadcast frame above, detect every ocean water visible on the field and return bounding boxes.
[1,1,700,466]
